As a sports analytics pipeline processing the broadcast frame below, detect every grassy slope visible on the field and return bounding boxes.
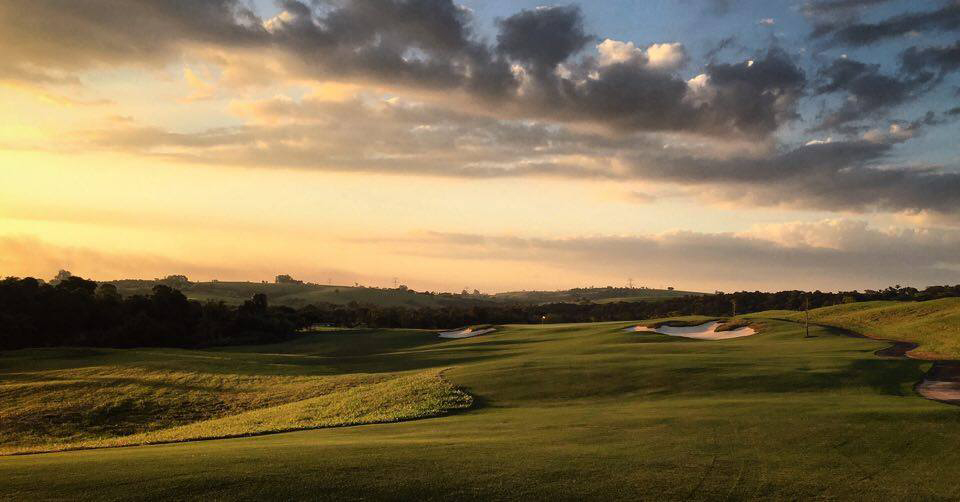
[3,314,960,499]
[768,298,960,359]
[0,333,470,454]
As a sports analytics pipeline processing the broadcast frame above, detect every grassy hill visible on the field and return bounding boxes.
[492,286,703,304]
[765,297,960,359]
[108,280,704,308]
[4,309,960,499]
[108,280,494,308]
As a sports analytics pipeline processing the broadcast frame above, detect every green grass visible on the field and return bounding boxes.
[3,310,960,499]
[767,298,960,359]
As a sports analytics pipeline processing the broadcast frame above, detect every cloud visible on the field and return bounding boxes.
[596,39,644,66]
[810,43,960,131]
[811,2,960,46]
[646,43,688,70]
[370,219,960,290]
[802,0,893,16]
[0,234,243,281]
[900,41,960,81]
[625,139,960,215]
[5,0,956,223]
[0,0,265,70]
[0,1,807,138]
[75,94,959,217]
[496,6,592,72]
[693,0,737,16]
[0,233,379,286]
[811,56,928,130]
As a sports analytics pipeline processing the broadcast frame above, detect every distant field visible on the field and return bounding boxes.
[4,309,960,499]
[763,298,960,359]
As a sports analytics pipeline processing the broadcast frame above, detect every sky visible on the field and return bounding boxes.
[1,0,959,293]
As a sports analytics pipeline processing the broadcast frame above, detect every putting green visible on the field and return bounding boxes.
[2,315,960,500]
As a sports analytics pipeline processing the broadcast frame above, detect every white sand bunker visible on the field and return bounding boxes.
[438,327,497,339]
[916,380,960,403]
[628,321,756,340]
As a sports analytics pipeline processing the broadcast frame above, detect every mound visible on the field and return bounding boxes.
[0,348,471,455]
[778,298,960,359]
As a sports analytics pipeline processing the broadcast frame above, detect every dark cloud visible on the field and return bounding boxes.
[693,0,737,16]
[704,36,740,63]
[522,46,806,137]
[811,43,960,131]
[812,2,960,46]
[802,0,892,16]
[0,0,265,69]
[811,57,929,130]
[496,6,593,71]
[0,0,809,138]
[702,48,807,134]
[629,140,960,214]
[379,222,960,291]
[901,41,960,81]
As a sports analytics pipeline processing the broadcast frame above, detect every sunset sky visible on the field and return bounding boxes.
[2,0,959,292]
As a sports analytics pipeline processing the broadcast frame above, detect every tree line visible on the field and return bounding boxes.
[2,275,960,351]
[0,276,305,350]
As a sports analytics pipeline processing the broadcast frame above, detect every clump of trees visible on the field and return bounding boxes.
[3,275,960,351]
[0,276,308,350]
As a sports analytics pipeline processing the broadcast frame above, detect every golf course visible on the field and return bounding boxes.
[3,300,960,500]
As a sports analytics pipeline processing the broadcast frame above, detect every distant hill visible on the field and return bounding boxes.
[107,280,496,308]
[106,280,704,308]
[492,286,704,305]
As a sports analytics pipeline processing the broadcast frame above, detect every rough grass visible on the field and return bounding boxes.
[0,346,470,455]
[770,298,960,358]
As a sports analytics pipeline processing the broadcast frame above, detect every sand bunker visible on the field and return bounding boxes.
[914,363,960,403]
[438,327,496,339]
[628,321,756,340]
[916,380,960,403]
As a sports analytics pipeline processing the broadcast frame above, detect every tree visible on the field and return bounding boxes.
[241,293,269,315]
[162,275,190,288]
[51,269,72,285]
[56,276,97,295]
[95,283,121,301]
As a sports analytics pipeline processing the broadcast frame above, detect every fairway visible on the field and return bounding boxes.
[3,314,960,500]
